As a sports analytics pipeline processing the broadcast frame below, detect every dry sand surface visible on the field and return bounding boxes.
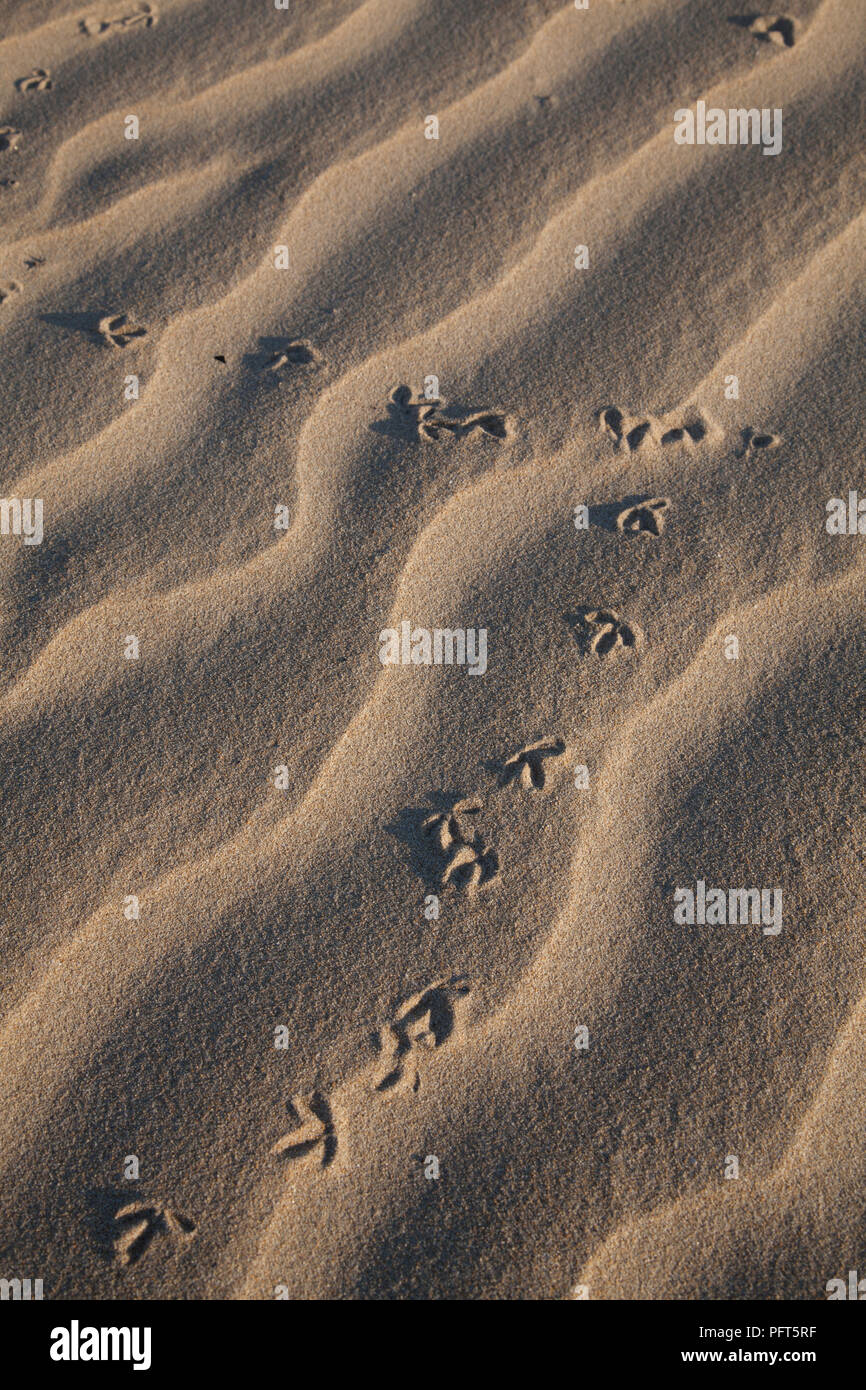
[0,0,863,1302]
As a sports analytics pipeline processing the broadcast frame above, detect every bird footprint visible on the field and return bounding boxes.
[735,426,780,457]
[599,405,707,453]
[98,313,147,347]
[113,1202,196,1267]
[616,498,669,536]
[421,796,482,852]
[501,738,566,791]
[582,609,639,656]
[745,14,796,48]
[15,69,52,93]
[374,977,470,1094]
[81,4,157,36]
[271,1092,337,1169]
[440,839,499,893]
[388,386,508,442]
[258,340,317,373]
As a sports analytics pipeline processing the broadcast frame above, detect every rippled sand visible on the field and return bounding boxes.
[0,0,863,1299]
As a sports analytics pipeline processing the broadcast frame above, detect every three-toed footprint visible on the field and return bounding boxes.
[98,313,147,347]
[581,609,640,656]
[735,426,780,457]
[113,1202,196,1267]
[440,839,499,893]
[599,405,707,453]
[501,738,566,791]
[374,977,471,1094]
[81,4,158,37]
[616,498,670,536]
[421,796,482,852]
[387,386,508,442]
[15,69,52,92]
[271,1092,337,1169]
[744,14,796,48]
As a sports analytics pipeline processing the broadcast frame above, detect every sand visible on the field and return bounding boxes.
[0,0,863,1301]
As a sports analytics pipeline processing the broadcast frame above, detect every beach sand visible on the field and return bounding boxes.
[0,0,863,1300]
